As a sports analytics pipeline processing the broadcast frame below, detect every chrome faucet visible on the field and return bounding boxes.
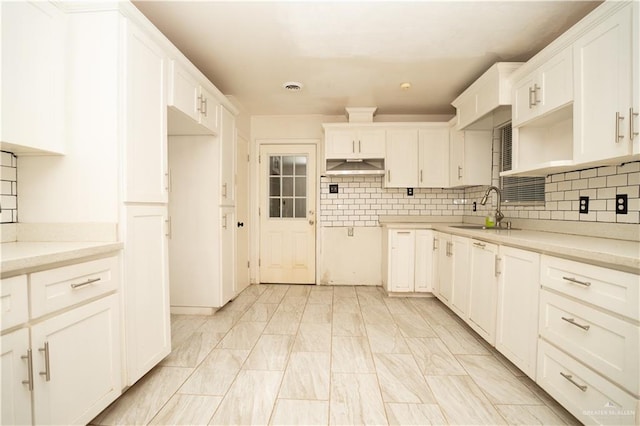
[480,186,504,227]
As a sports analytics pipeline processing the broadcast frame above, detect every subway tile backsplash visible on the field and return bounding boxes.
[1,151,18,223]
[320,176,466,227]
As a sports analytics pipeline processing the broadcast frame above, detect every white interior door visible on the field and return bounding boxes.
[259,144,316,284]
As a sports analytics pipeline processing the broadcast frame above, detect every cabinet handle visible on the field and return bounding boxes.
[533,84,541,105]
[561,316,590,331]
[222,214,228,229]
[358,140,361,153]
[562,276,591,287]
[39,342,50,382]
[352,140,355,153]
[630,108,639,141]
[473,242,486,248]
[495,256,501,276]
[528,86,535,108]
[387,170,391,182]
[433,238,438,251]
[197,94,204,113]
[420,170,423,183]
[457,166,462,180]
[165,217,172,239]
[222,183,228,198]
[560,372,587,392]
[21,349,34,391]
[446,241,452,257]
[203,98,208,116]
[70,277,101,289]
[615,112,625,142]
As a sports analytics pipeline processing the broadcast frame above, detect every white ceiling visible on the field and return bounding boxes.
[133,0,601,117]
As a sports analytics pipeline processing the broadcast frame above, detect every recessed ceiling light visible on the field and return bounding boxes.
[400,82,411,90]
[283,81,303,91]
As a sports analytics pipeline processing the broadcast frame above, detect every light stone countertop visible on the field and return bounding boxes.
[1,241,124,277]
[380,220,640,274]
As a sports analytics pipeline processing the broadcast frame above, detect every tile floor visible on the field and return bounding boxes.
[91,284,581,425]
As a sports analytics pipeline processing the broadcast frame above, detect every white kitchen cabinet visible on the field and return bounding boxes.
[0,1,66,155]
[324,126,386,159]
[495,246,540,379]
[450,235,471,318]
[1,328,32,426]
[122,204,171,385]
[31,295,121,425]
[220,206,237,305]
[385,125,450,188]
[168,60,220,135]
[467,240,499,345]
[124,22,168,204]
[512,47,573,127]
[383,229,435,293]
[434,233,453,304]
[385,129,419,188]
[448,125,492,187]
[574,3,634,163]
[219,105,236,206]
[1,275,29,331]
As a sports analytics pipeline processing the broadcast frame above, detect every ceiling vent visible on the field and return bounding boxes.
[282,81,303,91]
[346,107,377,123]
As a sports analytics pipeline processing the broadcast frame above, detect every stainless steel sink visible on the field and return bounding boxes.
[451,225,520,231]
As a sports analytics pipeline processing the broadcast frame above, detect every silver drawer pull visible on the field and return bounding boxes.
[560,372,587,392]
[561,316,590,331]
[21,349,34,391]
[473,242,486,248]
[562,276,591,287]
[39,342,50,382]
[70,277,101,289]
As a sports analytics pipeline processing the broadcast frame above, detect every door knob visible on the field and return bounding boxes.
[309,220,315,225]
[237,222,244,228]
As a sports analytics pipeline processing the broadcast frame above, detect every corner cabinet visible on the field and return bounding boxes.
[382,228,435,293]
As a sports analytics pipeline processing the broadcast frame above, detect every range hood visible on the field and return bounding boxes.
[325,158,385,176]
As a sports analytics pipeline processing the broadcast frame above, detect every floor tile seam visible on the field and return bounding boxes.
[142,365,197,426]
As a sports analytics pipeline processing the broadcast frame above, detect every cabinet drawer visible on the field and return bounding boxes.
[30,256,119,318]
[0,275,28,331]
[539,290,639,395]
[537,340,638,425]
[540,255,639,320]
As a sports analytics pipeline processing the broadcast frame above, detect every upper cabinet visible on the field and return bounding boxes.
[505,1,639,177]
[324,126,386,159]
[573,3,634,163]
[1,1,66,155]
[448,123,492,187]
[168,60,221,136]
[512,47,573,128]
[452,62,523,130]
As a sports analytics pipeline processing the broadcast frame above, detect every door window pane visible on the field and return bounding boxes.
[295,198,306,218]
[269,177,280,197]
[295,177,306,197]
[269,198,280,217]
[295,156,307,176]
[282,177,294,197]
[270,157,281,176]
[283,156,294,175]
[282,198,294,218]
[268,154,308,219]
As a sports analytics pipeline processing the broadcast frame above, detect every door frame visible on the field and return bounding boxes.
[251,139,321,286]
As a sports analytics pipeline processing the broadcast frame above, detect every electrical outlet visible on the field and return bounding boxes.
[579,196,589,214]
[329,184,338,194]
[616,194,628,214]
[407,188,413,196]
[347,227,354,237]
[472,202,477,212]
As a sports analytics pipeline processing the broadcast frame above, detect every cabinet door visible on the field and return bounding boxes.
[31,295,121,425]
[168,60,199,122]
[539,47,573,115]
[219,207,237,306]
[574,4,633,162]
[448,127,465,187]
[123,205,171,385]
[388,230,415,292]
[219,106,236,206]
[512,72,538,127]
[450,236,471,318]
[496,246,540,378]
[325,129,358,159]
[385,129,419,188]
[1,328,32,426]
[468,241,498,345]
[0,1,65,154]
[414,230,434,292]
[436,234,453,304]
[199,86,220,134]
[125,24,168,203]
[358,129,386,158]
[418,127,449,187]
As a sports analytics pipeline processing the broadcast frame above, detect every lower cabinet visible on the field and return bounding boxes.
[434,232,452,303]
[1,256,122,426]
[467,240,499,345]
[383,229,434,293]
[450,235,471,318]
[495,246,540,378]
[123,204,171,385]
